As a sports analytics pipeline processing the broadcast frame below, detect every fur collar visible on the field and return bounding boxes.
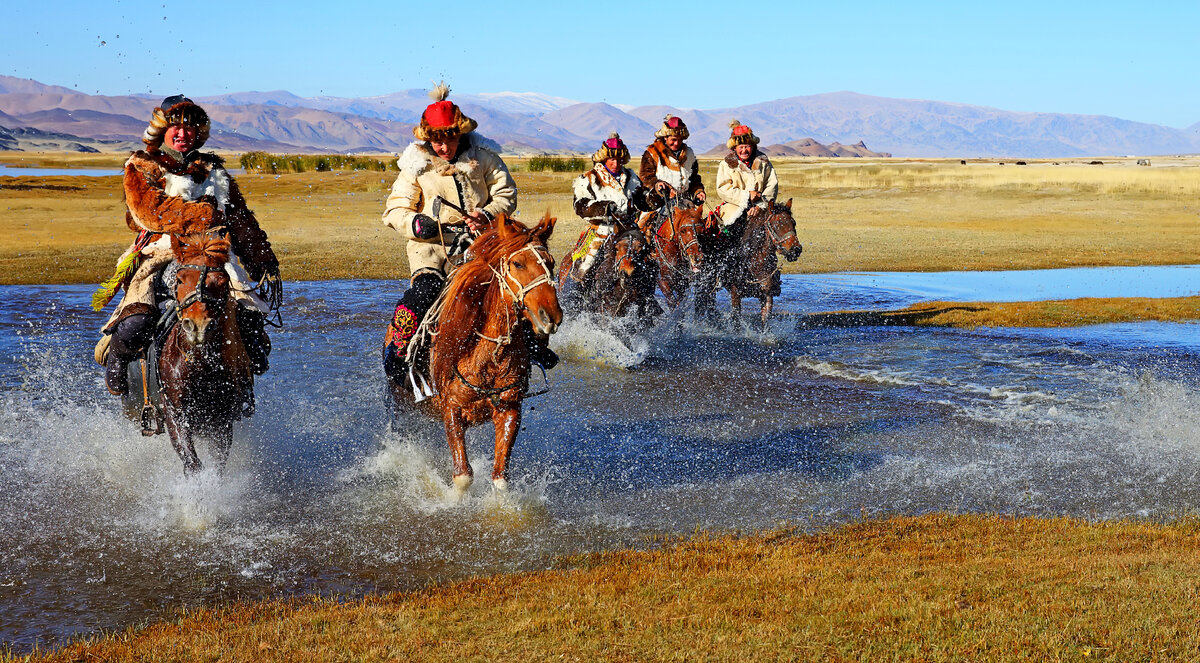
[647,138,694,167]
[588,163,632,189]
[396,135,483,178]
[723,150,768,170]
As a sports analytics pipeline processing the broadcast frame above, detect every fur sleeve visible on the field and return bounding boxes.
[478,148,517,219]
[382,168,423,240]
[761,158,779,202]
[223,175,278,279]
[685,149,705,197]
[123,158,220,235]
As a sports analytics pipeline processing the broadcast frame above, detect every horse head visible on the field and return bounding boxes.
[613,229,653,280]
[170,233,232,347]
[670,202,705,272]
[763,198,802,262]
[492,213,563,336]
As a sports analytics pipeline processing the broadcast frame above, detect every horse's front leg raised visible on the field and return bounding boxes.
[444,408,473,496]
[164,407,202,475]
[490,405,521,491]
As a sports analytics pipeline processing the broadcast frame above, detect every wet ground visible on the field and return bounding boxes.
[1,267,1197,651]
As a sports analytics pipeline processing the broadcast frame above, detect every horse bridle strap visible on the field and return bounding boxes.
[493,243,554,313]
[175,264,225,310]
[761,206,797,248]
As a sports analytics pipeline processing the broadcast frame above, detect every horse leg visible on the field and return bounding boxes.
[211,416,233,474]
[490,406,521,491]
[164,408,202,475]
[761,295,773,332]
[444,408,473,496]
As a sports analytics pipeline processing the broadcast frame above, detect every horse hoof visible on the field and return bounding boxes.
[452,474,473,496]
[492,477,509,492]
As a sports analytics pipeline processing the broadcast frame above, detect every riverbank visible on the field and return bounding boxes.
[805,295,1200,328]
[19,514,1200,662]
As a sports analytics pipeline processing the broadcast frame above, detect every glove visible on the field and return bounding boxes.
[411,213,438,239]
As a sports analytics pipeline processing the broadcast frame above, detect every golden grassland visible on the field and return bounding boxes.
[806,295,1200,329]
[17,514,1200,662]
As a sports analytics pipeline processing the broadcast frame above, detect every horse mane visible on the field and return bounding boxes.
[172,234,231,268]
[432,215,551,374]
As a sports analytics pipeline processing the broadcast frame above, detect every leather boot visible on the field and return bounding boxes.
[105,313,153,397]
[383,303,418,378]
[105,352,130,396]
[237,307,271,375]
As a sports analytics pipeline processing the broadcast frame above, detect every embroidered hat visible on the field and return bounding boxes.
[414,81,477,141]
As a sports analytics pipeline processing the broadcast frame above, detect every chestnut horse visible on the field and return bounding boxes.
[703,199,802,330]
[390,214,562,494]
[158,233,253,474]
[641,197,706,311]
[558,225,662,326]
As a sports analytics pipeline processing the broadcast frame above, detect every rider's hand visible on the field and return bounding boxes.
[655,182,674,196]
[694,190,706,203]
[464,211,489,235]
[747,190,761,202]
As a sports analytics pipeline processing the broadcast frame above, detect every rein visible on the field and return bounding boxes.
[651,197,702,275]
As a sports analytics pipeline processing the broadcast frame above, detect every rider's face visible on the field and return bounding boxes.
[430,136,459,160]
[165,124,197,152]
[664,136,682,151]
[603,157,621,172]
[735,143,753,161]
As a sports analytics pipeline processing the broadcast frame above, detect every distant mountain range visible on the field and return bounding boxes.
[1,75,1197,158]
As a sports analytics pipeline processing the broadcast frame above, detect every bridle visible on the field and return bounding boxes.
[492,242,555,314]
[175,263,228,311]
[653,197,703,273]
[759,203,798,250]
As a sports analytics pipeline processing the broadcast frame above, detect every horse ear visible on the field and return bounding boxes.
[495,213,516,239]
[784,198,793,210]
[533,212,556,243]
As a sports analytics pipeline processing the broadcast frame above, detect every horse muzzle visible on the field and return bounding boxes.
[784,244,803,262]
[532,304,563,335]
[180,317,210,346]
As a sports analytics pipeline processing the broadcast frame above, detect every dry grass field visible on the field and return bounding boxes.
[21,514,1200,662]
[2,151,1199,285]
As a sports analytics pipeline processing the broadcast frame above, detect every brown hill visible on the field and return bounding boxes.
[703,137,887,158]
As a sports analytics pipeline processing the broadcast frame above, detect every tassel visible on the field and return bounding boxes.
[91,251,141,312]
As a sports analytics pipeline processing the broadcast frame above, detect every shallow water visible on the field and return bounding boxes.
[1,270,1198,650]
[0,166,121,178]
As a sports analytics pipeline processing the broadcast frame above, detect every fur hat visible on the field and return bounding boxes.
[143,95,210,150]
[414,81,477,142]
[726,119,759,149]
[592,133,630,164]
[654,114,689,140]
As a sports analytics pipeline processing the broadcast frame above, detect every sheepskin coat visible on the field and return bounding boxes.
[715,150,779,225]
[638,138,704,205]
[572,164,650,226]
[382,136,517,276]
[105,149,278,329]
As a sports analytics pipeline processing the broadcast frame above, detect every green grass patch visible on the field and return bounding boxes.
[239,152,395,174]
[526,155,588,172]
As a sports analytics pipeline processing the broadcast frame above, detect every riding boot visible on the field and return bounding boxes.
[236,306,271,375]
[383,271,444,378]
[105,313,154,396]
[574,226,610,282]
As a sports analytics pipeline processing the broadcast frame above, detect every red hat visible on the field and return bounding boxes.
[726,119,759,149]
[414,81,476,141]
[654,114,689,140]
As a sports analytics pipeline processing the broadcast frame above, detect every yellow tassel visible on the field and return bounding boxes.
[91,251,140,312]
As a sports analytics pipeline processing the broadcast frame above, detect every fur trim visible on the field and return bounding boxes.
[143,100,211,149]
[413,83,476,141]
[654,114,689,139]
[591,132,630,164]
[723,150,769,169]
[726,118,759,149]
[429,80,451,102]
[163,167,230,211]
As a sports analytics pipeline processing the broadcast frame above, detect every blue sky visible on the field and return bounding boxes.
[5,0,1199,128]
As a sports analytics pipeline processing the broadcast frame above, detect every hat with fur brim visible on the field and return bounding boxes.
[726,119,759,149]
[654,114,689,140]
[143,95,210,150]
[414,81,477,142]
[592,133,630,164]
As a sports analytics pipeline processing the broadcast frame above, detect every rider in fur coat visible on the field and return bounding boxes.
[569,133,653,280]
[381,82,555,377]
[638,115,706,209]
[715,120,778,231]
[95,95,280,397]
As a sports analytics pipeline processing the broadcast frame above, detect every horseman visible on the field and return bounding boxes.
[638,114,706,213]
[95,95,280,397]
[568,133,652,281]
[714,120,778,236]
[382,82,555,377]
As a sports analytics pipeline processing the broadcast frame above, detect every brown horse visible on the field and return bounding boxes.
[705,199,802,330]
[390,214,562,495]
[558,225,662,326]
[642,197,706,311]
[158,233,253,474]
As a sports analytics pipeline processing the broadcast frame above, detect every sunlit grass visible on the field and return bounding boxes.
[806,296,1200,328]
[22,515,1200,662]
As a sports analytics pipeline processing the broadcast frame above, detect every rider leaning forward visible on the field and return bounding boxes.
[381,82,556,377]
[638,114,706,214]
[569,133,653,280]
[95,95,280,396]
[714,119,778,234]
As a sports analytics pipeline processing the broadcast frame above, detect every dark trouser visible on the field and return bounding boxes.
[383,271,444,375]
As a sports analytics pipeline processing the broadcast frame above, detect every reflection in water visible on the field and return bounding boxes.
[0,273,1197,650]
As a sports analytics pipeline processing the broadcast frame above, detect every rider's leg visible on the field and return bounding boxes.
[383,270,444,376]
[575,224,611,281]
[236,306,271,375]
[520,319,559,370]
[105,312,154,395]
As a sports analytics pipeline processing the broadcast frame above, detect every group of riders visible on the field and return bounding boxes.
[94,83,785,401]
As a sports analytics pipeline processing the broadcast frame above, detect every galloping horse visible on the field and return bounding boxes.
[705,199,802,330]
[642,197,706,311]
[158,233,253,474]
[389,214,562,494]
[558,225,662,327]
